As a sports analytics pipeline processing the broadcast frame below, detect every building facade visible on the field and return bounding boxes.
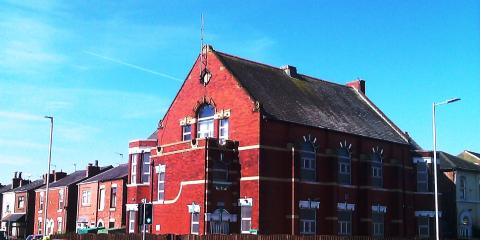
[76,164,128,231]
[33,162,111,235]
[126,46,436,238]
[1,172,31,238]
[438,151,480,239]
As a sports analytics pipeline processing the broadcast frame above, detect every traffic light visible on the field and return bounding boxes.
[144,203,153,225]
[138,203,153,225]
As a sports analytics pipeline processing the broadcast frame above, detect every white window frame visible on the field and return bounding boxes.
[157,165,166,201]
[58,190,64,210]
[110,187,117,209]
[57,218,62,233]
[417,217,429,238]
[98,187,105,210]
[241,206,252,234]
[416,161,429,192]
[372,166,382,178]
[129,211,136,233]
[141,152,151,183]
[197,118,214,138]
[18,196,25,209]
[301,157,315,170]
[190,212,200,234]
[338,211,352,235]
[81,190,91,206]
[219,118,229,144]
[460,176,467,200]
[299,210,316,235]
[131,154,137,184]
[182,125,192,141]
[372,212,384,237]
[39,192,44,211]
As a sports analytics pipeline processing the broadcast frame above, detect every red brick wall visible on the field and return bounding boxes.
[96,179,127,229]
[77,182,99,227]
[34,187,68,234]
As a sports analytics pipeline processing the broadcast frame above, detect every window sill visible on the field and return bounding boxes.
[57,209,62,212]
[110,208,116,211]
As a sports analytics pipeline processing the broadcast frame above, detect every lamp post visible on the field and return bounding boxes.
[432,98,460,240]
[44,116,53,235]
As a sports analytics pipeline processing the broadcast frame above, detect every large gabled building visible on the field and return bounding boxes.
[127,46,437,238]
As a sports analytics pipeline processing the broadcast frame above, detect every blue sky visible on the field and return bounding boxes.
[0,0,479,183]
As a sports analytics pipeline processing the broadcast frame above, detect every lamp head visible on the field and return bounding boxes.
[446,98,461,104]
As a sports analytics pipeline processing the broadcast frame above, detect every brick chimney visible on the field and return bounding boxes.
[346,79,366,94]
[54,171,67,181]
[12,172,21,188]
[86,160,101,178]
[281,65,298,78]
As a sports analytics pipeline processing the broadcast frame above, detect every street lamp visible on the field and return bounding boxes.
[44,116,53,235]
[432,98,460,240]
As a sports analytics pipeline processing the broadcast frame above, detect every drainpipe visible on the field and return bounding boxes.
[149,153,154,233]
[204,139,209,235]
[291,145,295,235]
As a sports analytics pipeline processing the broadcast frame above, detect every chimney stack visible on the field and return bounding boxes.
[86,161,101,178]
[12,171,22,188]
[346,79,366,94]
[54,171,67,181]
[281,65,298,78]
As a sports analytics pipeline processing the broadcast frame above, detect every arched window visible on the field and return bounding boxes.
[197,104,215,138]
[338,142,352,185]
[300,141,316,181]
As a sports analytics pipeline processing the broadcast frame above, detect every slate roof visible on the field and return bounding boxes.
[466,150,480,160]
[80,164,128,184]
[0,184,12,194]
[438,151,480,172]
[14,179,44,192]
[38,166,112,189]
[214,51,408,144]
[148,130,158,140]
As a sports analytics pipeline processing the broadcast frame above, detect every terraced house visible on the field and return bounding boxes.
[76,164,128,232]
[126,46,437,238]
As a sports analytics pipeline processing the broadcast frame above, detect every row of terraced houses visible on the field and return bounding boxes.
[1,46,480,239]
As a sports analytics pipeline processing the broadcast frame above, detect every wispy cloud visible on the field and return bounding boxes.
[84,51,182,81]
[0,155,33,166]
[0,111,44,121]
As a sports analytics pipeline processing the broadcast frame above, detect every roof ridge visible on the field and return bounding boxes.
[215,50,350,89]
[351,88,409,143]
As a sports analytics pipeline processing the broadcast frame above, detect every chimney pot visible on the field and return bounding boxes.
[95,160,98,167]
[346,79,366,94]
[14,172,17,178]
[281,65,297,78]
[18,172,22,179]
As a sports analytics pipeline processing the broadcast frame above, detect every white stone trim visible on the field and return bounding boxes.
[152,180,205,205]
[413,157,432,164]
[129,146,153,154]
[415,211,442,218]
[126,204,138,211]
[299,200,320,209]
[187,203,201,213]
[372,205,387,213]
[111,183,117,188]
[337,202,355,211]
[238,198,253,206]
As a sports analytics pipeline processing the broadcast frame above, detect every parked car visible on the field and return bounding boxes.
[25,235,43,240]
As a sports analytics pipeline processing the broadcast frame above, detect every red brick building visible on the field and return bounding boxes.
[34,162,111,235]
[127,46,437,238]
[76,164,128,231]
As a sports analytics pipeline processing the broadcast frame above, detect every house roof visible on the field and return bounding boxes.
[80,164,128,184]
[465,150,480,160]
[0,184,12,194]
[214,51,408,144]
[148,130,158,140]
[38,166,112,190]
[14,179,44,192]
[438,151,480,172]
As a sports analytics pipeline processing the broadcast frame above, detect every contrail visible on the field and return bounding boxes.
[84,51,183,82]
